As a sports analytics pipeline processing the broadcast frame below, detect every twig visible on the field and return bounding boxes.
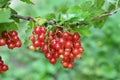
[91,8,120,21]
[11,8,120,26]
[11,14,36,22]
[44,20,56,25]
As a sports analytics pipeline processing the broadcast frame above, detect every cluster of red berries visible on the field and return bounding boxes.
[0,56,8,73]
[29,26,84,69]
[0,30,22,49]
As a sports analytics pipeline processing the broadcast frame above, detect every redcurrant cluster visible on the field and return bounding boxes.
[29,26,84,69]
[0,30,22,49]
[0,56,8,73]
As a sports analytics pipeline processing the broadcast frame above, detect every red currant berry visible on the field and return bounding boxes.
[65,48,71,52]
[79,47,84,53]
[8,43,15,49]
[40,42,45,48]
[53,52,60,58]
[68,63,73,69]
[59,38,66,45]
[74,41,81,48]
[15,41,22,47]
[0,38,6,46]
[63,51,70,57]
[55,43,61,50]
[76,54,81,59]
[45,53,52,59]
[29,44,35,50]
[1,64,8,71]
[48,31,54,36]
[42,45,48,53]
[73,32,80,41]
[38,33,45,42]
[62,62,68,68]
[34,26,41,34]
[29,36,35,42]
[12,36,19,42]
[59,49,64,54]
[6,39,12,45]
[2,31,9,38]
[67,34,73,41]
[49,58,56,64]
[72,48,80,55]
[62,57,69,62]
[48,36,54,41]
[62,32,69,39]
[65,40,73,48]
[9,30,18,37]
[50,39,57,48]
[0,60,3,65]
[69,53,74,59]
[41,27,46,34]
[50,48,56,53]
[33,40,40,47]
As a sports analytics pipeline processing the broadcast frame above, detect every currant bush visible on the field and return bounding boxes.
[0,56,8,73]
[0,30,22,49]
[29,26,84,69]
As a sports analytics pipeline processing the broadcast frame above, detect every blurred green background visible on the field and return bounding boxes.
[0,0,120,80]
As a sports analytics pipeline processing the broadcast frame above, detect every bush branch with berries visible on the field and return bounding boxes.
[0,0,120,73]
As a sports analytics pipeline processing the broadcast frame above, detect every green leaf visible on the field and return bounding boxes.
[66,5,91,20]
[64,17,84,24]
[60,14,85,25]
[102,0,116,11]
[25,21,34,35]
[78,0,94,4]
[56,4,69,13]
[0,0,10,7]
[0,22,18,35]
[36,18,47,26]
[94,0,105,8]
[93,18,106,28]
[45,13,56,20]
[10,8,20,23]
[0,8,11,23]
[67,5,81,14]
[72,27,92,36]
[20,0,34,4]
[100,65,117,79]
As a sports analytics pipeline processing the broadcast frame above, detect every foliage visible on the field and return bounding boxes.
[0,0,119,38]
[0,0,120,80]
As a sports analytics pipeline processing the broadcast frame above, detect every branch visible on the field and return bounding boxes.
[44,20,56,25]
[91,8,120,21]
[11,8,120,26]
[11,14,36,22]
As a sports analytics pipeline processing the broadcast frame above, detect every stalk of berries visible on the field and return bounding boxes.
[0,30,22,49]
[0,56,8,73]
[29,26,84,69]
